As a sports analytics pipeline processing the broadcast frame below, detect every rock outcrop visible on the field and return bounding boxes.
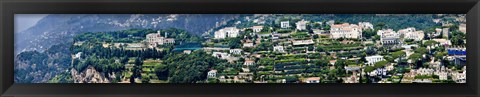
[71,66,110,83]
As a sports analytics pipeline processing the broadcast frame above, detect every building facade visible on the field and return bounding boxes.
[365,55,385,66]
[280,21,290,28]
[404,31,425,41]
[252,26,264,33]
[273,45,285,53]
[296,20,308,31]
[146,31,175,48]
[214,27,240,39]
[379,29,400,45]
[207,70,217,78]
[358,22,374,30]
[330,23,362,39]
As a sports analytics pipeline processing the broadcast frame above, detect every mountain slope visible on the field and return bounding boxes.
[14,14,240,83]
[15,14,240,54]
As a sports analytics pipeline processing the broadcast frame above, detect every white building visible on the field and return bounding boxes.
[404,31,425,41]
[402,44,418,50]
[330,23,362,39]
[368,68,387,76]
[313,29,328,35]
[146,31,175,48]
[273,45,285,53]
[435,28,442,34]
[451,66,466,83]
[183,50,192,54]
[73,52,82,59]
[379,29,400,45]
[280,21,290,28]
[212,52,231,60]
[229,49,242,55]
[163,38,175,44]
[459,23,466,33]
[252,26,264,33]
[207,70,217,78]
[358,22,374,30]
[292,39,314,46]
[416,68,434,75]
[295,20,308,31]
[214,27,240,39]
[398,27,416,35]
[326,20,335,25]
[243,42,254,48]
[442,28,449,38]
[452,71,466,83]
[437,71,448,80]
[365,55,385,66]
[377,29,395,36]
[244,59,255,66]
[432,39,452,46]
[303,77,320,83]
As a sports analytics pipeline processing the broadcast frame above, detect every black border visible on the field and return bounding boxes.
[1,0,479,97]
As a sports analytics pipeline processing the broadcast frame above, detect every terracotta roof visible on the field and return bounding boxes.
[305,77,321,81]
[252,26,264,29]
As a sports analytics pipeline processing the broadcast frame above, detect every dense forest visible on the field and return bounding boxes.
[15,43,72,83]
[158,50,229,83]
[74,28,203,44]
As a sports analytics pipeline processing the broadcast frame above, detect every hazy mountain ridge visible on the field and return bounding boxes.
[15,14,239,54]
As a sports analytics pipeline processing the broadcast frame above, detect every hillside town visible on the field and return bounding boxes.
[65,14,466,83]
[200,14,466,83]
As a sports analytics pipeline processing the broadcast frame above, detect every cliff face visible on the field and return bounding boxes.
[71,66,111,83]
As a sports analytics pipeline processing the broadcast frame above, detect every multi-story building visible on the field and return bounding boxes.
[243,42,254,48]
[146,31,175,48]
[292,39,314,46]
[404,30,425,41]
[459,23,466,33]
[435,28,442,35]
[296,20,308,31]
[377,29,395,36]
[303,77,320,83]
[252,26,264,33]
[416,68,434,75]
[214,27,240,39]
[368,68,387,76]
[452,67,466,83]
[280,21,290,28]
[244,59,255,66]
[442,28,450,38]
[358,22,374,30]
[397,27,416,35]
[313,29,328,35]
[365,55,385,66]
[330,23,362,39]
[212,52,231,60]
[207,70,217,78]
[436,71,448,80]
[229,49,242,55]
[379,29,400,45]
[273,45,285,53]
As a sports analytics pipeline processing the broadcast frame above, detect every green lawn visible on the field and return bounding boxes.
[150,79,168,83]
[143,59,162,67]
